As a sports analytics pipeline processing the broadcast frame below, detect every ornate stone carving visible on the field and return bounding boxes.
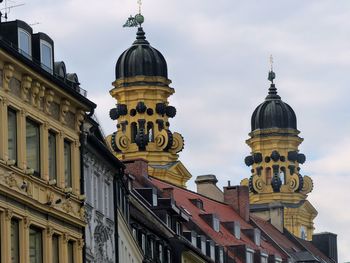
[60,99,70,124]
[46,226,54,237]
[4,172,17,188]
[78,238,85,250]
[5,208,13,221]
[79,206,86,221]
[300,175,313,195]
[75,110,85,131]
[44,89,54,115]
[38,85,46,109]
[23,216,31,229]
[21,75,32,102]
[62,199,74,214]
[30,81,41,107]
[170,132,184,153]
[3,63,14,92]
[62,232,69,243]
[46,191,54,205]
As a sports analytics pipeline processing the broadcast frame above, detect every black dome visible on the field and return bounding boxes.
[251,83,297,131]
[115,27,168,80]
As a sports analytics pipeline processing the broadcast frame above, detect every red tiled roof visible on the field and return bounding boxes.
[251,215,302,254]
[150,177,283,258]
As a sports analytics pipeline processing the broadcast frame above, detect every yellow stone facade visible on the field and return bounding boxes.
[0,48,91,262]
[108,75,191,187]
[241,127,317,240]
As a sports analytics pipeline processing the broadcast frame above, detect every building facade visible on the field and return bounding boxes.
[0,19,95,263]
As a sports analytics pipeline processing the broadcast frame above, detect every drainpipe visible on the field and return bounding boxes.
[81,108,93,263]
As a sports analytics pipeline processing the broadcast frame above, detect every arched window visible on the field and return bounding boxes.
[280,167,286,185]
[147,122,154,142]
[130,122,137,143]
[266,167,272,185]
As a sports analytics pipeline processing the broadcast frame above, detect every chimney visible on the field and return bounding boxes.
[223,185,250,221]
[312,232,338,263]
[124,158,149,177]
[195,175,224,202]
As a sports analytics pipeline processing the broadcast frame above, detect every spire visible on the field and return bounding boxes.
[123,0,145,28]
[133,27,149,45]
[266,55,280,100]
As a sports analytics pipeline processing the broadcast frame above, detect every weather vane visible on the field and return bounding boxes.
[268,55,276,83]
[123,0,144,28]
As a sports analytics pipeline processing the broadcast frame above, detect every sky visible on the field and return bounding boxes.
[10,0,350,261]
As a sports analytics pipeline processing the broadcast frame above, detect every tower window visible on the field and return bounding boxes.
[147,122,154,142]
[280,167,286,185]
[300,226,307,240]
[18,28,32,58]
[265,167,272,185]
[11,218,20,263]
[131,122,137,143]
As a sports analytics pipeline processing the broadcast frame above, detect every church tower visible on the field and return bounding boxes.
[241,68,317,240]
[107,17,191,187]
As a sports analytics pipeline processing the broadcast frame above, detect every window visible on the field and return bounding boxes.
[68,241,74,263]
[166,249,171,263]
[29,227,43,263]
[26,119,40,176]
[18,28,31,58]
[104,182,109,215]
[213,216,220,232]
[201,236,206,254]
[165,214,171,228]
[93,174,98,207]
[149,239,154,259]
[132,228,137,239]
[300,226,307,240]
[141,233,146,253]
[158,244,163,263]
[266,168,272,185]
[261,255,268,263]
[246,250,254,263]
[11,218,20,263]
[130,122,137,143]
[40,40,53,73]
[64,140,72,187]
[209,242,215,260]
[219,248,224,263]
[48,131,57,181]
[52,235,59,263]
[8,108,17,163]
[175,221,181,235]
[280,167,286,185]
[147,122,154,142]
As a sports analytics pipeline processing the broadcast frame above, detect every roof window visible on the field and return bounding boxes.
[18,28,32,59]
[40,40,53,73]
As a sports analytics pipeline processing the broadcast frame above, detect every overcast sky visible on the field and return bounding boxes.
[12,0,350,261]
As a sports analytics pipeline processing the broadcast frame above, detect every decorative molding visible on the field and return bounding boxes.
[75,110,85,131]
[5,208,13,221]
[23,216,31,229]
[60,99,70,124]
[30,80,41,107]
[38,85,46,109]
[62,232,69,244]
[44,89,54,115]
[3,63,14,92]
[46,226,54,237]
[78,238,85,250]
[21,75,32,102]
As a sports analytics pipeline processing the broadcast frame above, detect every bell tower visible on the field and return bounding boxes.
[241,67,317,240]
[107,15,190,187]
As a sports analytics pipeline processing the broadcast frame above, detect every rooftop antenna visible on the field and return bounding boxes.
[123,0,144,28]
[268,54,276,84]
[0,0,25,22]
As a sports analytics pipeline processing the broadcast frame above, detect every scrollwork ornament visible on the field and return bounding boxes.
[300,175,313,194]
[252,175,266,193]
[170,132,184,153]
[116,132,130,151]
[155,129,169,150]
[287,173,300,192]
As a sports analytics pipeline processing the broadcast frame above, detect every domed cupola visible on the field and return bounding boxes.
[251,70,297,132]
[115,27,168,80]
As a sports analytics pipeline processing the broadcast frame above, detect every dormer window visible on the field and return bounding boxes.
[40,40,53,73]
[213,216,220,232]
[18,28,31,58]
[246,249,254,263]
